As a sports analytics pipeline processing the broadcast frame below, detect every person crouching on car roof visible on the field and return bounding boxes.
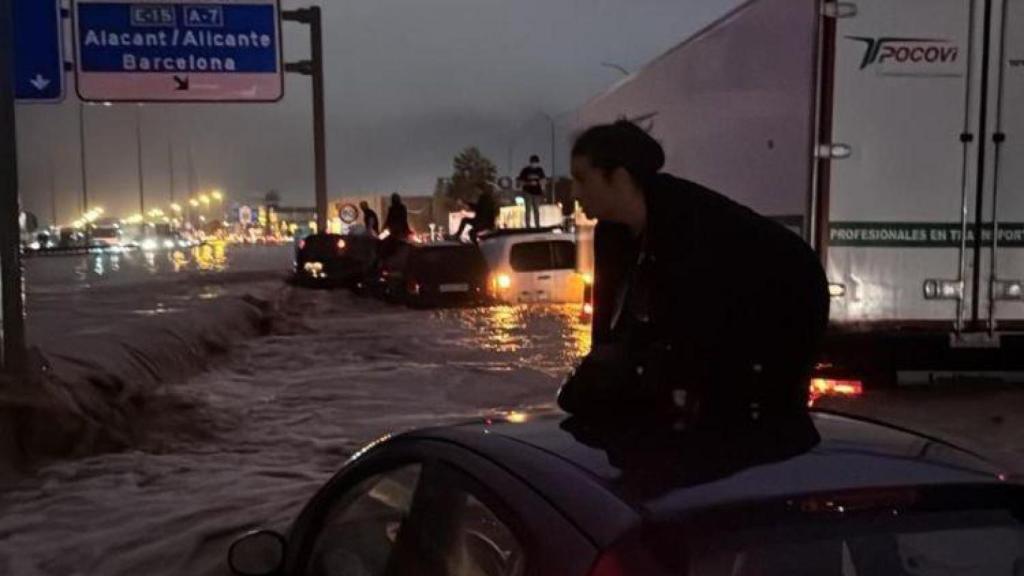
[452,187,498,244]
[557,120,829,425]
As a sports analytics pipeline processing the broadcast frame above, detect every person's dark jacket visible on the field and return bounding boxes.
[469,191,498,229]
[363,208,380,235]
[384,203,411,238]
[566,174,829,419]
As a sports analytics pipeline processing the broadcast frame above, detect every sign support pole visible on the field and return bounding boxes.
[0,0,28,374]
[283,6,328,234]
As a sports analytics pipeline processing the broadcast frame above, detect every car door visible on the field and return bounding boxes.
[286,448,434,573]
[401,442,598,576]
[548,239,579,303]
[509,241,556,302]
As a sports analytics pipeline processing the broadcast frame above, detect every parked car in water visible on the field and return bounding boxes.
[478,228,583,304]
[228,409,1023,576]
[374,241,490,308]
[294,233,379,287]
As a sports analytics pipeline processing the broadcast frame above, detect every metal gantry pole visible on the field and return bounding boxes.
[283,6,328,233]
[0,0,28,373]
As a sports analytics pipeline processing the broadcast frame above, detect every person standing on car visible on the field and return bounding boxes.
[558,120,829,424]
[383,193,412,240]
[360,201,380,236]
[380,193,413,263]
[518,155,547,228]
[453,188,498,243]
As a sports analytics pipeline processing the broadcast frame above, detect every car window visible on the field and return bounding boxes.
[509,241,575,272]
[306,464,421,576]
[412,248,485,280]
[443,490,526,576]
[550,241,576,270]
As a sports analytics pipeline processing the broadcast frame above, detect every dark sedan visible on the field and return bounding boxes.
[294,233,379,287]
[375,241,490,308]
[229,410,1023,575]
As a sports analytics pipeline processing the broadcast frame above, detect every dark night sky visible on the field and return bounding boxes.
[14,0,740,222]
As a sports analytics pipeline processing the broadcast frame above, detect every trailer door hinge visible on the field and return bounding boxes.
[816,143,852,160]
[823,2,858,18]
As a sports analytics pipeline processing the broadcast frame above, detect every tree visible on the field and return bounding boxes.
[442,147,497,208]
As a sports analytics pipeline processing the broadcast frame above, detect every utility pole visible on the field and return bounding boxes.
[0,0,27,373]
[283,6,328,233]
[168,141,175,203]
[49,157,58,226]
[78,101,89,213]
[135,105,145,214]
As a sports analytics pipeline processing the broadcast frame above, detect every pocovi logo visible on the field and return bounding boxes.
[846,36,960,73]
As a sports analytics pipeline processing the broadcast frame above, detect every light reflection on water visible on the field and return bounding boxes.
[66,241,232,282]
[442,304,592,374]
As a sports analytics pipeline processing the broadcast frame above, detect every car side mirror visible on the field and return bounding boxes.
[228,530,287,576]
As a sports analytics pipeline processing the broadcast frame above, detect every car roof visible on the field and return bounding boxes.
[478,228,574,245]
[407,410,1013,531]
[414,241,478,250]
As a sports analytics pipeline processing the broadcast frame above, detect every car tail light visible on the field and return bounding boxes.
[808,377,863,406]
[298,240,306,250]
[586,535,667,576]
[588,551,626,576]
[407,281,420,295]
[337,239,347,250]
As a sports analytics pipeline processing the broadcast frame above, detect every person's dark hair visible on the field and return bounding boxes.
[529,155,540,163]
[391,193,401,205]
[571,120,665,183]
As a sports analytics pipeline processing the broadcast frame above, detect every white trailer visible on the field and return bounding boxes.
[573,0,1024,381]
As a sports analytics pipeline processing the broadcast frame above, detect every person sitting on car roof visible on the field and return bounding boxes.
[558,120,829,425]
[453,188,498,244]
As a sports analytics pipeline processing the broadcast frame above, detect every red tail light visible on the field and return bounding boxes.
[808,378,864,406]
[588,552,626,576]
[337,239,347,250]
[298,240,306,250]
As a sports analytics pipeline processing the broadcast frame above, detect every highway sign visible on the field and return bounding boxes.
[14,0,65,102]
[73,0,283,102]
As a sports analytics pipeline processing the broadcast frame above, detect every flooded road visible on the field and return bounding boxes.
[23,243,293,342]
[0,288,589,575]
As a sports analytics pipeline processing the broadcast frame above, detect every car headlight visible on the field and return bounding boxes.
[141,239,158,251]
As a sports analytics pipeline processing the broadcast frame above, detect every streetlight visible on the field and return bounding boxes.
[189,198,200,208]
[600,61,630,76]
[199,194,211,206]
[170,203,182,214]
[211,190,223,201]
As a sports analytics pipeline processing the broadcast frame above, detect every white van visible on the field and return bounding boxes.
[478,229,584,304]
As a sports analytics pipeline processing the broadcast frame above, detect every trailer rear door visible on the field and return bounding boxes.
[824,0,983,329]
[979,0,1024,328]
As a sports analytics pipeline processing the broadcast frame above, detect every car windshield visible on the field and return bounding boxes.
[301,235,343,254]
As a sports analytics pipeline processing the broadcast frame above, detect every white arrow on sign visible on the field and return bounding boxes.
[30,74,51,91]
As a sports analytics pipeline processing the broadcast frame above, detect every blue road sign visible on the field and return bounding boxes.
[13,0,65,102]
[74,0,282,102]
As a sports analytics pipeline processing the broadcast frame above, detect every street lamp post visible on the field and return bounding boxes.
[78,101,89,213]
[135,105,145,214]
